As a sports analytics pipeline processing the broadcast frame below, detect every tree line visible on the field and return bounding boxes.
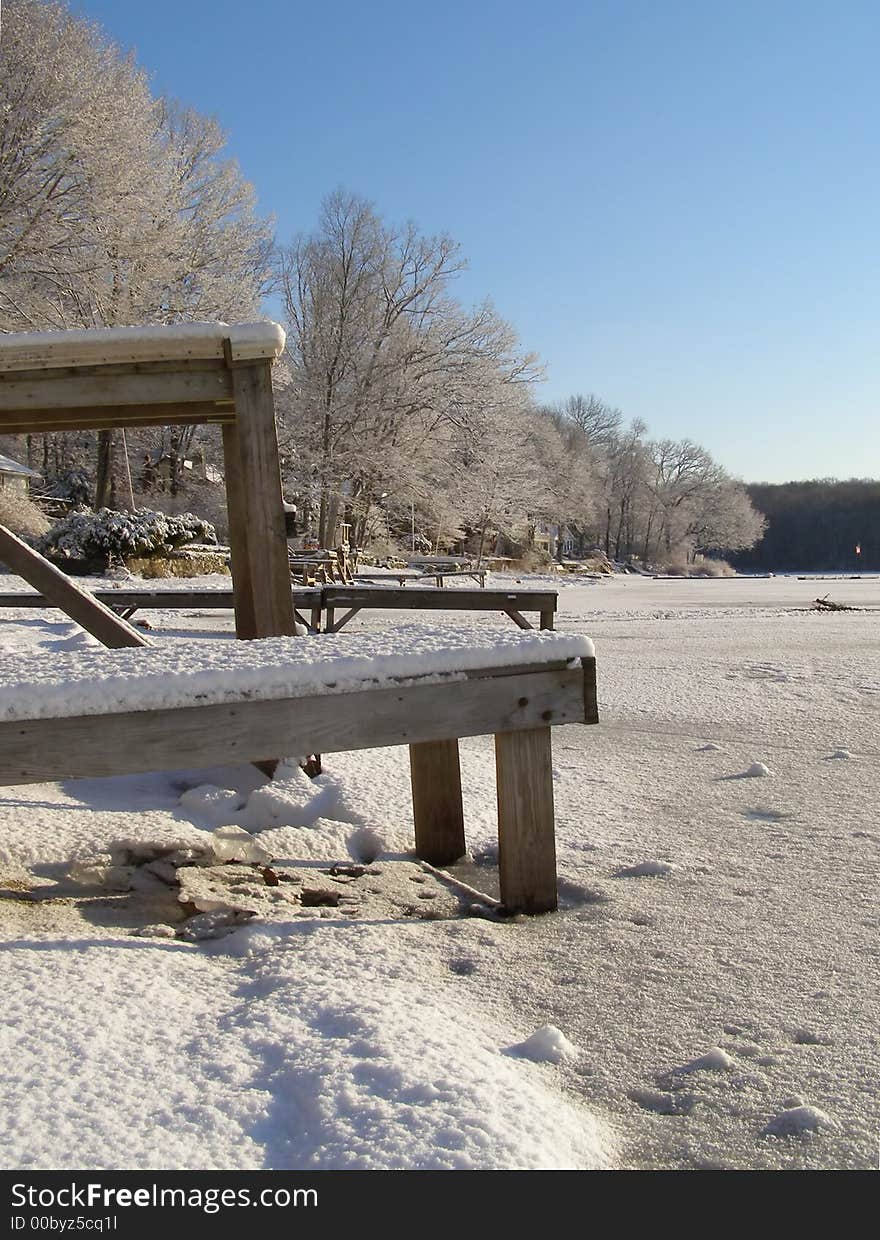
[273,191,764,564]
[0,0,766,568]
[731,480,880,572]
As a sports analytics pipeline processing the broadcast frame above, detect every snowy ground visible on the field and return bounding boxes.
[0,571,878,1170]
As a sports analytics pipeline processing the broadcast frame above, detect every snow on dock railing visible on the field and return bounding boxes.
[0,625,594,722]
[0,321,286,371]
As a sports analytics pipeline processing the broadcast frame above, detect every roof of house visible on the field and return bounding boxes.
[0,452,41,478]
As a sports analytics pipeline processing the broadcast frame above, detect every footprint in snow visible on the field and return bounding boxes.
[556,876,612,905]
[696,743,723,753]
[614,860,674,879]
[826,748,852,760]
[792,1028,833,1046]
[629,1087,701,1116]
[743,807,792,822]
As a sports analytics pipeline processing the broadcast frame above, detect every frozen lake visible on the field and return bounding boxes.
[1,571,877,1170]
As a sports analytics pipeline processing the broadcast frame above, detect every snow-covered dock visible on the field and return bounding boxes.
[0,625,597,913]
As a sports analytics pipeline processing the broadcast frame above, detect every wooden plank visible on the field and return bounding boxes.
[0,666,586,786]
[0,338,232,372]
[0,525,149,650]
[0,407,234,435]
[322,587,557,613]
[410,739,466,865]
[495,727,557,913]
[0,368,232,412]
[93,590,237,610]
[539,608,555,631]
[221,421,257,640]
[0,358,231,383]
[230,361,296,638]
[0,593,54,607]
[0,588,321,613]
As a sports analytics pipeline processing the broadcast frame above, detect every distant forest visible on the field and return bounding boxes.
[731,480,880,572]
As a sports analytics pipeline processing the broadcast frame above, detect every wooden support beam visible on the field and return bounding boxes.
[0,525,149,650]
[221,422,257,640]
[582,655,599,724]
[539,609,555,631]
[292,608,318,634]
[0,405,235,435]
[410,739,466,866]
[504,608,533,630]
[495,727,557,913]
[229,360,296,638]
[0,367,232,412]
[326,606,362,633]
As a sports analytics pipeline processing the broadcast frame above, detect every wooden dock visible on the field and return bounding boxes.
[0,584,557,631]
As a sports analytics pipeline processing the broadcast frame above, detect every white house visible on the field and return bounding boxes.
[0,452,41,494]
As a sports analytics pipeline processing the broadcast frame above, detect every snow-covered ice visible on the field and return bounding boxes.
[1,570,878,1169]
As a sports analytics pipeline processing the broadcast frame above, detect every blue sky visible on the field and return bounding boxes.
[74,0,879,483]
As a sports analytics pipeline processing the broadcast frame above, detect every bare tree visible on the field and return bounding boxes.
[686,478,767,557]
[447,405,563,565]
[0,0,169,331]
[556,393,623,450]
[278,190,542,546]
[0,0,273,505]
